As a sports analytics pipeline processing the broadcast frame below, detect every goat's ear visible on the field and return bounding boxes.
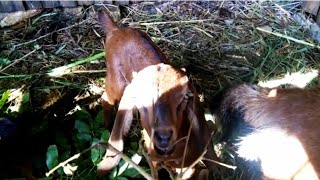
[115,83,136,135]
[186,94,201,135]
[98,9,118,34]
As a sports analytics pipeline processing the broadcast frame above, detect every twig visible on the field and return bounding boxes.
[179,121,219,179]
[12,20,88,49]
[45,142,153,180]
[179,110,195,177]
[0,49,37,73]
[178,149,208,180]
[141,143,157,180]
[191,26,214,38]
[179,102,201,179]
[103,143,153,180]
[202,158,237,170]
[256,27,320,49]
[129,19,215,26]
[65,69,106,74]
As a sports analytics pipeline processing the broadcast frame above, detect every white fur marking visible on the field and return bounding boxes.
[236,128,312,179]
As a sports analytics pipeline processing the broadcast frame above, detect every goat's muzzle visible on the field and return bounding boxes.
[153,129,176,155]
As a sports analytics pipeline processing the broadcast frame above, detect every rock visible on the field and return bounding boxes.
[0,9,42,28]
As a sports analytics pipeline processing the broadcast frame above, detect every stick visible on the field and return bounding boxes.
[129,19,215,26]
[191,26,214,38]
[45,142,153,180]
[178,149,208,180]
[201,158,237,170]
[103,143,153,180]
[65,69,106,74]
[256,27,320,49]
[0,49,37,73]
[12,20,88,49]
[179,111,194,177]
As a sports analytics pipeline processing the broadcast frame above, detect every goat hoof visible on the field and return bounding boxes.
[97,153,121,176]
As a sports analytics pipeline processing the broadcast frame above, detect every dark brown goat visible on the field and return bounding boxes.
[215,84,320,180]
[97,10,218,178]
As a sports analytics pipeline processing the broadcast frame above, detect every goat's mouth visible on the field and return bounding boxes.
[154,144,176,155]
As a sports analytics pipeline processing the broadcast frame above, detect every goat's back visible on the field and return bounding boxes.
[216,84,320,179]
[103,23,168,85]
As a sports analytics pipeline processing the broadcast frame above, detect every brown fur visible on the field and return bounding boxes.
[98,10,167,131]
[97,10,218,178]
[218,84,320,179]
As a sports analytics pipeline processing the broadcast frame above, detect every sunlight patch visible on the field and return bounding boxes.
[204,108,217,123]
[88,84,104,95]
[7,87,25,113]
[128,153,143,168]
[66,105,82,116]
[258,70,318,88]
[236,128,315,179]
[175,167,195,180]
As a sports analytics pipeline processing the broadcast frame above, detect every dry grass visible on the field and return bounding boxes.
[1,1,320,179]
[121,1,320,101]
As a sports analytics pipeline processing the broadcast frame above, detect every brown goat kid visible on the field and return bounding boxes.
[97,10,218,178]
[215,84,320,180]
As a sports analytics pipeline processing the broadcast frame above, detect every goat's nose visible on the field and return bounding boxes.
[154,130,173,148]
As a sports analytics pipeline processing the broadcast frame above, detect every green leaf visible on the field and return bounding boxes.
[0,90,10,110]
[111,159,126,178]
[116,177,128,180]
[34,44,41,50]
[119,154,143,177]
[110,167,118,179]
[91,138,105,164]
[55,131,70,150]
[31,13,57,25]
[117,162,129,177]
[60,151,71,162]
[120,168,141,178]
[22,92,30,104]
[0,58,11,66]
[76,132,92,142]
[18,91,31,114]
[74,109,93,129]
[93,110,104,129]
[100,129,110,142]
[46,145,59,171]
[82,171,97,180]
[113,154,144,178]
[38,177,53,180]
[74,119,91,133]
[130,142,138,151]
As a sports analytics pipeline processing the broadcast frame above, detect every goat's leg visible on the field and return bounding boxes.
[101,91,116,131]
[97,84,135,176]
